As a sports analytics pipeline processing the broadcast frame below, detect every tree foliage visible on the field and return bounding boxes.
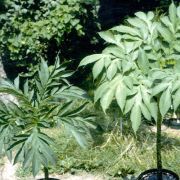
[80,3,180,132]
[0,0,99,69]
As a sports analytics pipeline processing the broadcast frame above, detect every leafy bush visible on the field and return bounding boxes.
[0,0,99,69]
[0,59,94,177]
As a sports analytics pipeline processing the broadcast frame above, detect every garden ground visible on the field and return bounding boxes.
[0,123,179,180]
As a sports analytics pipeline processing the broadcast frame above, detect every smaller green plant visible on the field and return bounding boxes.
[0,59,94,179]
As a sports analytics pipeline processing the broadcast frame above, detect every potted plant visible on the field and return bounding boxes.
[79,2,180,179]
[0,58,94,179]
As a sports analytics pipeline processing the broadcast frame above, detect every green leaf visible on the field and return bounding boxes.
[138,48,149,73]
[39,59,49,86]
[140,103,151,120]
[152,83,169,96]
[62,102,88,117]
[159,89,172,117]
[174,59,180,72]
[79,54,104,66]
[13,146,24,164]
[169,2,176,26]
[112,25,141,37]
[130,104,141,133]
[94,82,109,102]
[157,25,173,42]
[66,126,88,148]
[141,86,151,110]
[173,88,180,111]
[122,60,133,73]
[23,81,29,98]
[147,11,154,20]
[23,148,33,169]
[57,101,74,117]
[161,16,174,33]
[115,83,127,111]
[14,76,20,89]
[92,58,104,79]
[127,18,145,29]
[135,12,147,22]
[104,46,123,58]
[99,31,116,44]
[177,6,180,18]
[124,97,135,114]
[172,80,180,92]
[123,76,133,89]
[32,152,41,177]
[107,61,117,80]
[100,87,115,112]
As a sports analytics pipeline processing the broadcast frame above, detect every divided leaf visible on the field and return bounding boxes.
[79,54,105,66]
[159,88,172,117]
[115,83,127,111]
[130,104,141,133]
[92,58,104,79]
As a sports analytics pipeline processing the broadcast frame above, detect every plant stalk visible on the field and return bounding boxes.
[156,107,162,180]
[44,167,49,180]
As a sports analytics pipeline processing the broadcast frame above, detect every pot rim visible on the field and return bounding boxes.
[137,168,179,180]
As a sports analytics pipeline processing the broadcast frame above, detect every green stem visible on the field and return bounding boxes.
[44,167,49,180]
[156,106,162,179]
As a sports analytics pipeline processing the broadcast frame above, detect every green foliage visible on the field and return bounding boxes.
[0,59,94,177]
[80,3,180,133]
[0,0,99,67]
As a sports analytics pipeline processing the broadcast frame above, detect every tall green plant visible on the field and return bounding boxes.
[79,2,180,177]
[0,59,94,178]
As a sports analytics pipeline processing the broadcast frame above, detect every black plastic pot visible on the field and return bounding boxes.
[38,178,59,180]
[164,118,180,126]
[137,169,179,180]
